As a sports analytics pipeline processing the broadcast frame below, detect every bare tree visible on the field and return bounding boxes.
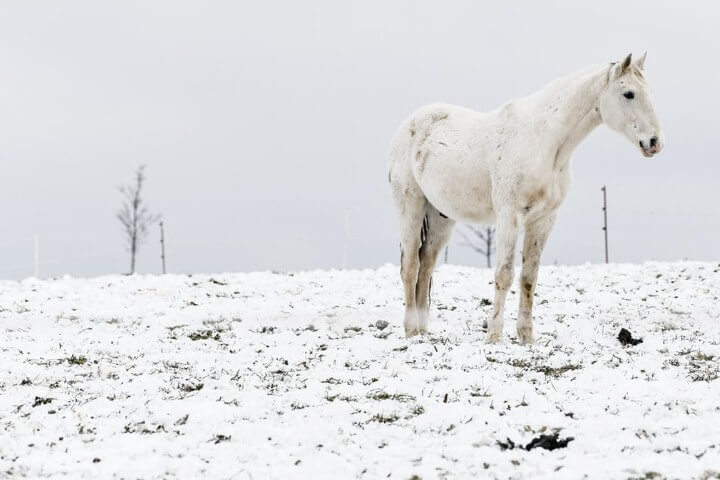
[457,225,496,268]
[117,165,160,274]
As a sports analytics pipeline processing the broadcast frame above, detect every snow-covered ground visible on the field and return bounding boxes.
[1,262,719,479]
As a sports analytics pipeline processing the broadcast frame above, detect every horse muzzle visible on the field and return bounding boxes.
[639,136,662,157]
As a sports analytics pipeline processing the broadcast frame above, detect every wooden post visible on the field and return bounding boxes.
[601,186,609,263]
[159,221,167,274]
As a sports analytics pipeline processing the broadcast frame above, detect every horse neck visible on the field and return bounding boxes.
[530,67,607,168]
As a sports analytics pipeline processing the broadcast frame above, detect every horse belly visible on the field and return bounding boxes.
[413,147,495,224]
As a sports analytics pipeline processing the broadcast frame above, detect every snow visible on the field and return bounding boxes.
[1,262,719,479]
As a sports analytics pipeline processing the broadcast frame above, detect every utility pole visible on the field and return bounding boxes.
[601,186,609,263]
[159,221,167,274]
[34,235,39,278]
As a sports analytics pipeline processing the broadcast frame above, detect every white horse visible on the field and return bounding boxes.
[388,53,663,343]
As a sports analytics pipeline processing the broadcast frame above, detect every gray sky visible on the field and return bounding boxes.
[0,1,718,279]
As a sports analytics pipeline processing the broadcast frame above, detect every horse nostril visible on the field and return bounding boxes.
[649,136,658,148]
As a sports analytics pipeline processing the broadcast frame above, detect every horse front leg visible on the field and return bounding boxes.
[517,214,556,344]
[486,211,520,343]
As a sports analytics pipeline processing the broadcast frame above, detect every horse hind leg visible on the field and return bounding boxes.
[415,207,455,334]
[391,182,428,337]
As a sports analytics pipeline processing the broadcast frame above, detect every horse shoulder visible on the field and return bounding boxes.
[515,164,572,221]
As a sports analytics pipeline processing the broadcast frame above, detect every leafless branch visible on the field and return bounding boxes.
[457,224,496,268]
[117,165,160,274]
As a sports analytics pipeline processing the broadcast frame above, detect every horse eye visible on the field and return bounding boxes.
[623,91,635,100]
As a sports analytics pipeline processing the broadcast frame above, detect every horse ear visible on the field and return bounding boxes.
[636,51,647,70]
[620,53,632,74]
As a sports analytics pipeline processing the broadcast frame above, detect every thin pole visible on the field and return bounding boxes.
[342,209,349,269]
[444,245,448,264]
[601,186,609,263]
[159,221,167,274]
[34,235,39,278]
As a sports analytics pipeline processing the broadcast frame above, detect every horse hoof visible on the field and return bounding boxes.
[517,327,535,345]
[485,331,502,344]
[405,327,420,338]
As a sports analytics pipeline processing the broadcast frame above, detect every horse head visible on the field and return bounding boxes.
[599,53,664,157]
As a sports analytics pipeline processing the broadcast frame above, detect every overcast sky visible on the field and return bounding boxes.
[0,1,718,279]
